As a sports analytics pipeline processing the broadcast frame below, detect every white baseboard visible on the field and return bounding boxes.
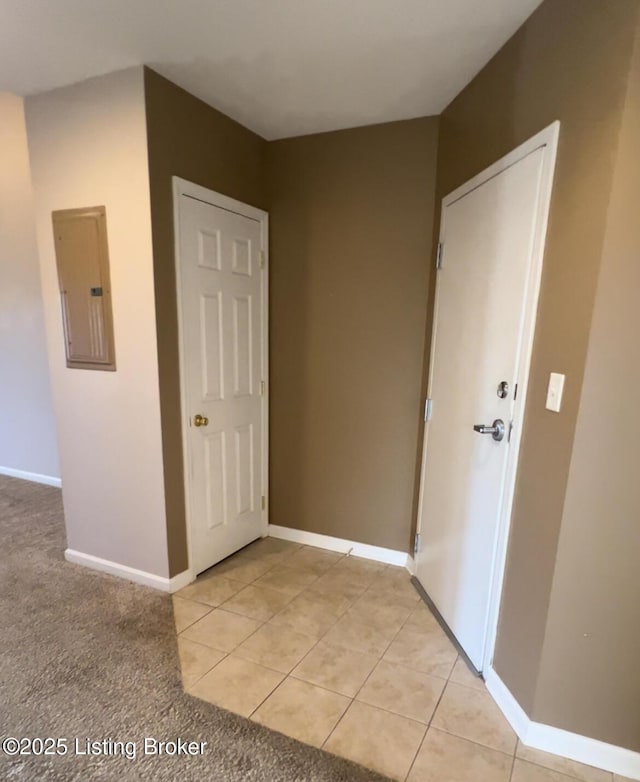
[65,549,192,594]
[0,465,61,488]
[484,666,532,739]
[168,569,194,592]
[485,667,640,780]
[268,524,411,569]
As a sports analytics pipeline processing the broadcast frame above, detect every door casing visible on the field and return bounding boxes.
[172,177,269,580]
[415,121,560,673]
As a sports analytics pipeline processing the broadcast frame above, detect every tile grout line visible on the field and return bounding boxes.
[269,556,390,663]
[185,555,515,778]
[319,691,354,752]
[181,546,492,777]
[217,582,299,621]
[182,545,365,703]
[180,554,420,669]
[511,754,615,782]
[179,544,317,701]
[234,653,522,766]
[184,545,334,656]
[397,588,518,776]
[435,656,519,759]
[174,538,301,697]
[428,723,518,759]
[178,548,285,618]
[242,547,359,723]
[261,554,375,648]
[268,651,450,727]
[508,752,517,782]
[181,649,231,692]
[320,577,427,754]
[173,604,215,633]
[180,547,363,673]
[258,563,417,731]
[345,581,499,780]
[245,556,386,730]
[402,662,454,781]
[182,559,524,778]
[433,662,519,760]
[246,669,290,722]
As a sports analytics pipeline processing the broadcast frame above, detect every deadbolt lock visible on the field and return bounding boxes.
[497,381,509,399]
[193,414,209,427]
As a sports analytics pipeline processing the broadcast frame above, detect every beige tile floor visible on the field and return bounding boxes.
[172,538,621,782]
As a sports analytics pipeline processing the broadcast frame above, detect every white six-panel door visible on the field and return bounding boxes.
[175,181,267,575]
[415,125,559,672]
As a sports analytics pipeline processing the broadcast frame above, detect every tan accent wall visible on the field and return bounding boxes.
[435,0,639,715]
[532,17,640,750]
[146,6,640,748]
[144,68,267,576]
[267,118,439,551]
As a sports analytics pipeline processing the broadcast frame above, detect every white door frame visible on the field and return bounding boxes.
[172,176,269,580]
[415,121,560,673]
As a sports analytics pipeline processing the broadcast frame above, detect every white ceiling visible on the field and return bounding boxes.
[0,0,542,139]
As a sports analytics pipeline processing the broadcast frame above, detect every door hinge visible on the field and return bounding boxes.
[261,495,266,510]
[424,398,433,422]
[413,533,421,556]
[436,243,444,270]
[260,380,265,396]
[259,250,265,269]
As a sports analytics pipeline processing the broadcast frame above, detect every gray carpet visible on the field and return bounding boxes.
[0,476,389,781]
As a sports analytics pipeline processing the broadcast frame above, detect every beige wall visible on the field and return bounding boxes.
[0,93,59,482]
[435,0,640,719]
[532,17,640,751]
[26,68,170,577]
[144,68,267,576]
[267,119,439,552]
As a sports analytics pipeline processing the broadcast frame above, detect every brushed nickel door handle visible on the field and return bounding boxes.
[473,419,505,442]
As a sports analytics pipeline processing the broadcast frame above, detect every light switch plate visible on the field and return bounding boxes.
[546,372,565,412]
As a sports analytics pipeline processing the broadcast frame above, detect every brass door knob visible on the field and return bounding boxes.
[193,414,209,427]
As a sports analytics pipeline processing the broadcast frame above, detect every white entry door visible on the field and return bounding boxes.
[415,126,558,671]
[175,181,268,576]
